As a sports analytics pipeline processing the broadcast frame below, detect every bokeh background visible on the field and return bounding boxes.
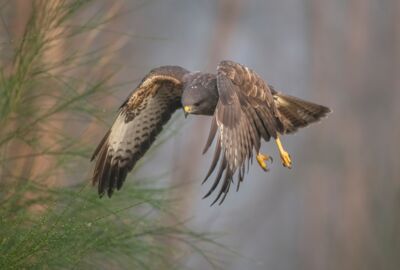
[3,0,400,269]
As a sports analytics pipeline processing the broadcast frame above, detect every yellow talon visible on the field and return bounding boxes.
[256,153,273,172]
[280,150,292,168]
[275,136,292,169]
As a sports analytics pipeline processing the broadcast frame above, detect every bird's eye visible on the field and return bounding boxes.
[193,102,201,107]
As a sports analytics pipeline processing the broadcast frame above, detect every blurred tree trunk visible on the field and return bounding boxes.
[5,1,35,183]
[2,0,126,186]
[30,0,66,184]
[305,0,400,269]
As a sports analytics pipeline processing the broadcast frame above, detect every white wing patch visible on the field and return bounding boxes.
[92,84,181,197]
[107,88,175,170]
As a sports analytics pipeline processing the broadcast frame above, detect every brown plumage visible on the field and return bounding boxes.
[91,66,189,197]
[201,61,330,204]
[91,60,331,204]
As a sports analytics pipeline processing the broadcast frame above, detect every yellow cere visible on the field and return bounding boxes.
[184,106,192,113]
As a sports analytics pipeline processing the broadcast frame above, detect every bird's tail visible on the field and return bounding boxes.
[273,93,331,134]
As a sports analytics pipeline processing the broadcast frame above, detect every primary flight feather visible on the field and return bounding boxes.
[91,60,331,205]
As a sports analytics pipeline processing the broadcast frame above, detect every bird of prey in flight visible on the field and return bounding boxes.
[91,60,330,205]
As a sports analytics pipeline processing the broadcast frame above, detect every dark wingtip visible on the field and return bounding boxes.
[210,197,219,206]
[203,157,227,201]
[202,138,222,185]
[202,117,218,155]
[91,130,110,162]
[324,106,333,115]
[314,105,332,123]
[107,188,113,198]
[219,192,228,205]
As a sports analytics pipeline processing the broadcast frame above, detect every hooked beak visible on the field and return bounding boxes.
[183,106,192,118]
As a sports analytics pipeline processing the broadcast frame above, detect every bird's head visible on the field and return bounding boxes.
[181,72,218,117]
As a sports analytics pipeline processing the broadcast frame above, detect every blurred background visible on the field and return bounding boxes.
[2,0,399,269]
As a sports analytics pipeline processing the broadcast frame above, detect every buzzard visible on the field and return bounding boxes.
[91,60,330,205]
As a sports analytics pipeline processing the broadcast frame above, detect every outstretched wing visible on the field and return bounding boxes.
[202,60,283,205]
[91,66,188,197]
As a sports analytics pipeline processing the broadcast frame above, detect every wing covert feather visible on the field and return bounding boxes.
[91,69,187,197]
[203,61,282,204]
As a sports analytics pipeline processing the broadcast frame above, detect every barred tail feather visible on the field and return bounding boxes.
[274,93,331,134]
